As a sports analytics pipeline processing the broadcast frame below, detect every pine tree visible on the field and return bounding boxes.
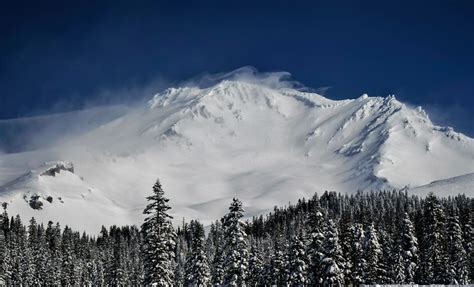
[260,234,276,286]
[400,212,418,283]
[338,209,354,285]
[306,200,325,285]
[362,223,383,284]
[111,233,129,285]
[460,198,473,283]
[184,221,211,286]
[8,232,20,286]
[392,243,406,284]
[320,219,345,286]
[129,226,144,286]
[0,210,11,285]
[8,215,25,286]
[268,235,289,286]
[446,208,469,284]
[420,193,450,284]
[43,222,62,286]
[222,198,249,286]
[61,226,77,286]
[100,229,112,285]
[208,221,225,286]
[141,179,176,286]
[287,233,307,285]
[174,232,187,286]
[80,233,95,287]
[247,240,265,286]
[348,223,365,285]
[0,227,11,285]
[378,228,395,284]
[94,249,106,286]
[33,223,48,285]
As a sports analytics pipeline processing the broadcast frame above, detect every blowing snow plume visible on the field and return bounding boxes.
[178,66,304,91]
[0,75,173,154]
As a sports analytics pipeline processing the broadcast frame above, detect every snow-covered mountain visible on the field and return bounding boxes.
[0,161,126,230]
[1,72,473,232]
[410,172,474,196]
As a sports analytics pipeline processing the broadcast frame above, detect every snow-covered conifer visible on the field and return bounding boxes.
[141,179,176,286]
[287,233,308,285]
[209,221,225,286]
[184,221,211,286]
[348,223,365,285]
[446,208,469,284]
[321,219,345,286]
[400,212,418,283]
[0,227,11,285]
[222,198,249,286]
[392,244,406,283]
[306,200,325,285]
[362,223,383,284]
[419,193,449,284]
[247,240,265,286]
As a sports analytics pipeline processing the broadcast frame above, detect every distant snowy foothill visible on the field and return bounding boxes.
[0,68,473,232]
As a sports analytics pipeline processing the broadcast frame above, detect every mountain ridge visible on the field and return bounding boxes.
[0,76,473,232]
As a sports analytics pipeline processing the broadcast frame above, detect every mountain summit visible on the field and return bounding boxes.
[1,73,473,232]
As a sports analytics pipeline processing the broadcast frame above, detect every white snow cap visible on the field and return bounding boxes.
[1,67,473,233]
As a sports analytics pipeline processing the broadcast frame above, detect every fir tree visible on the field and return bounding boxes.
[247,240,265,286]
[400,212,418,283]
[141,179,176,286]
[348,223,365,285]
[392,243,406,283]
[306,199,325,285]
[98,226,113,284]
[446,208,469,284]
[419,193,449,284]
[129,226,144,286]
[111,233,129,285]
[34,223,48,285]
[44,221,62,286]
[362,223,383,284]
[338,209,354,285]
[222,198,249,286]
[61,226,77,286]
[174,232,187,286]
[380,228,396,283]
[0,227,11,285]
[267,232,289,285]
[287,233,308,285]
[320,219,345,286]
[184,221,211,286]
[460,198,473,283]
[260,234,276,286]
[209,221,225,286]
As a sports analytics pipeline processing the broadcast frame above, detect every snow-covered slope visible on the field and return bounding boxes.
[0,161,131,230]
[410,173,474,197]
[1,73,473,233]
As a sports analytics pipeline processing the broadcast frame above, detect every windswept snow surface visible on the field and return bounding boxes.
[1,77,473,233]
[410,173,474,197]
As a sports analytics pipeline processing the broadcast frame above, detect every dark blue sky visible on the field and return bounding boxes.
[1,0,473,135]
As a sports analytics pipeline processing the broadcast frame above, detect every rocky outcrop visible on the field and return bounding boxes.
[40,161,74,177]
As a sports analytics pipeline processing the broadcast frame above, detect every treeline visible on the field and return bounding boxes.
[0,179,472,286]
